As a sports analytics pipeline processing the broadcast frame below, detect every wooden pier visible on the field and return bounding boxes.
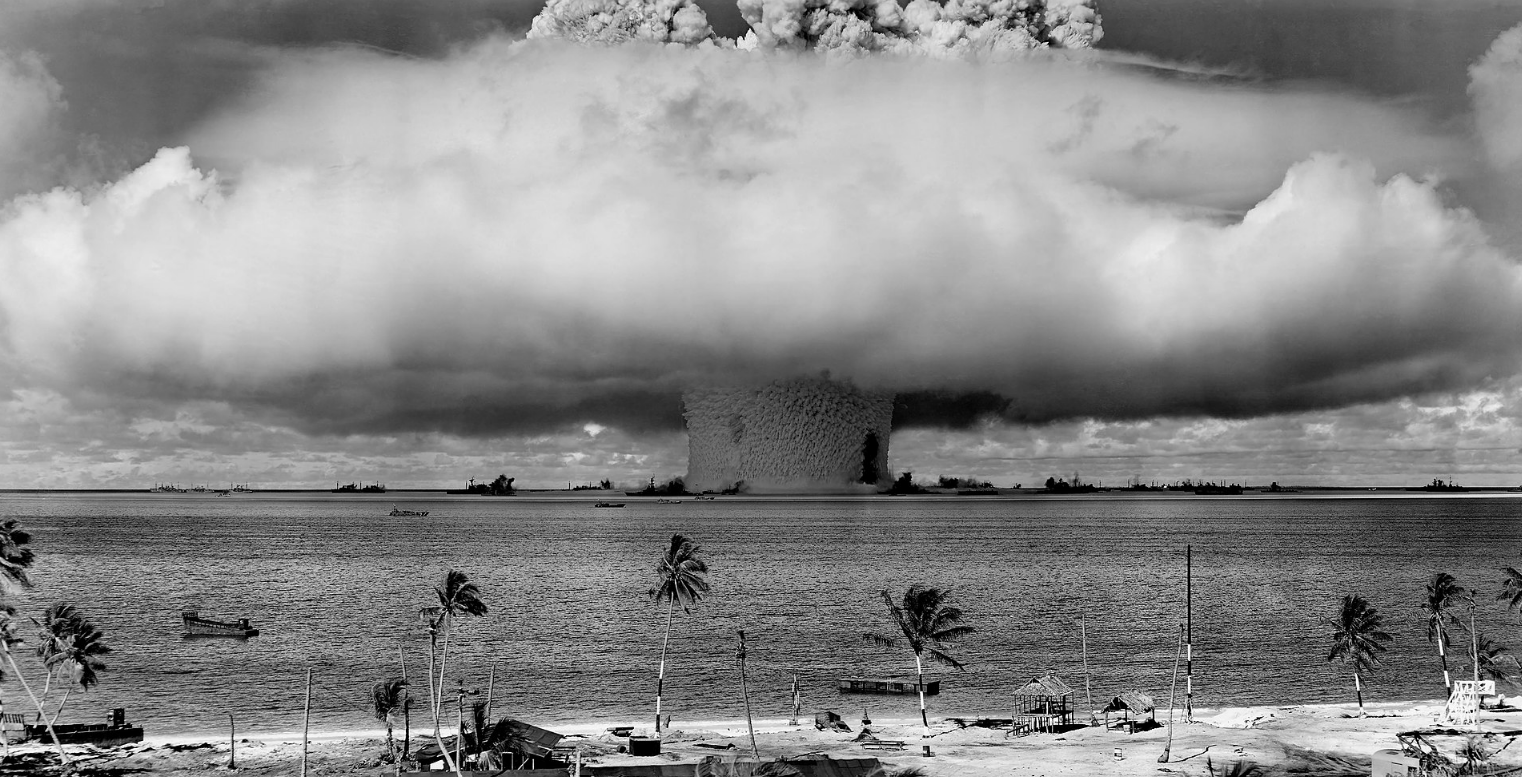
[837,677,940,695]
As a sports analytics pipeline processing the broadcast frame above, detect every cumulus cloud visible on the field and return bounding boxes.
[733,0,1098,54]
[529,0,717,45]
[0,35,1516,444]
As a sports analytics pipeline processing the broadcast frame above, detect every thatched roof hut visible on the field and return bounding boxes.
[1011,673,1074,734]
[1102,691,1154,716]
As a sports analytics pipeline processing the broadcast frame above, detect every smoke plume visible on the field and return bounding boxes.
[0,25,1518,440]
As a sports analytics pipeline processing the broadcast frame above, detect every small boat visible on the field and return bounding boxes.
[26,708,141,747]
[182,611,259,638]
[594,502,625,508]
[655,498,682,504]
[390,506,430,517]
[694,495,717,501]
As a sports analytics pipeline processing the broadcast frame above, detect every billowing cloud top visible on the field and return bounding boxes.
[1,15,1521,441]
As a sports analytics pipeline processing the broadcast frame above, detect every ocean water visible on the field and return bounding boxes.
[0,492,1518,738]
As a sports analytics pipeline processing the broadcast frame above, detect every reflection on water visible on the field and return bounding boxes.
[0,492,1517,737]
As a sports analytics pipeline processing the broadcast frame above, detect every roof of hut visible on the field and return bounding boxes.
[1102,691,1155,713]
[1011,674,1073,698]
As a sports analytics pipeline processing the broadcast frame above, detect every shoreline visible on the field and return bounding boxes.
[14,698,1521,776]
[129,697,1457,745]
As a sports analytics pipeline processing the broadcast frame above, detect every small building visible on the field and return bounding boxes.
[1011,674,1074,734]
[1101,691,1155,733]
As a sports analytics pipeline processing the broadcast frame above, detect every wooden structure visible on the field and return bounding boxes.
[182,611,259,637]
[1011,674,1074,734]
[837,677,939,695]
[27,708,142,747]
[415,716,568,771]
[1101,691,1155,733]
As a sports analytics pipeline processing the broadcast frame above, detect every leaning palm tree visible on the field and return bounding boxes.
[650,534,710,734]
[426,570,487,775]
[1422,573,1468,693]
[863,585,975,732]
[0,606,70,767]
[42,610,110,726]
[373,678,409,763]
[1326,594,1393,716]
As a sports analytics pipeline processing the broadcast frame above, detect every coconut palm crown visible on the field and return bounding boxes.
[864,585,975,670]
[1327,593,1392,714]
[649,534,710,612]
[1421,572,1468,691]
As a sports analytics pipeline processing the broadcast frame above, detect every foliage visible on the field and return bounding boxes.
[1327,594,1393,676]
[1499,560,1522,615]
[1205,758,1266,777]
[1423,573,1468,644]
[1468,633,1517,685]
[935,476,992,489]
[650,535,710,613]
[44,609,110,691]
[888,472,929,495]
[0,518,35,594]
[695,756,803,777]
[863,585,975,670]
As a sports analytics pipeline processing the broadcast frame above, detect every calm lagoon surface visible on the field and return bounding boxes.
[1,492,1519,737]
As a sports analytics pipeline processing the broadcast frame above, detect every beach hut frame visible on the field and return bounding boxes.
[1010,674,1074,735]
[1100,691,1155,733]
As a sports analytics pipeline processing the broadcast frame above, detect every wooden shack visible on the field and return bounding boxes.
[1011,674,1074,734]
[1101,691,1155,733]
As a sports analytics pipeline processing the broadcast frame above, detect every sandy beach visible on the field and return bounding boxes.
[10,699,1522,775]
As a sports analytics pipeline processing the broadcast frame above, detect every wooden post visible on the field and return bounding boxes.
[301,669,312,777]
[399,648,410,759]
[228,713,236,769]
[485,664,496,723]
[738,630,759,759]
[1081,612,1094,725]
[1185,544,1193,723]
[455,683,465,776]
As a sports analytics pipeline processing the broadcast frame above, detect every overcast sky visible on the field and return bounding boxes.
[1,0,1521,489]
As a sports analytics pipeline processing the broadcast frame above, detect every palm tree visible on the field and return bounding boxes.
[1326,594,1393,716]
[33,603,80,708]
[0,520,69,768]
[1422,573,1468,693]
[373,678,409,763]
[0,519,34,595]
[0,606,69,767]
[427,570,486,775]
[649,534,710,734]
[42,610,110,726]
[862,585,975,732]
[1500,562,1522,616]
[1468,633,1516,686]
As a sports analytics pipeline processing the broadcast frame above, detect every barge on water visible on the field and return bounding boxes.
[838,677,940,695]
[26,708,143,747]
[182,611,259,638]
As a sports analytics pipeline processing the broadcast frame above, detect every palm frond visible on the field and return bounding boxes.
[867,585,970,669]
[863,632,900,650]
[436,569,488,619]
[924,646,966,671]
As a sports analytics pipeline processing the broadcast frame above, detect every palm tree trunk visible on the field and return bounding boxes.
[2,649,69,768]
[386,719,396,764]
[48,687,71,727]
[1438,627,1451,693]
[426,628,458,774]
[914,652,928,733]
[1354,671,1365,716]
[656,596,675,734]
